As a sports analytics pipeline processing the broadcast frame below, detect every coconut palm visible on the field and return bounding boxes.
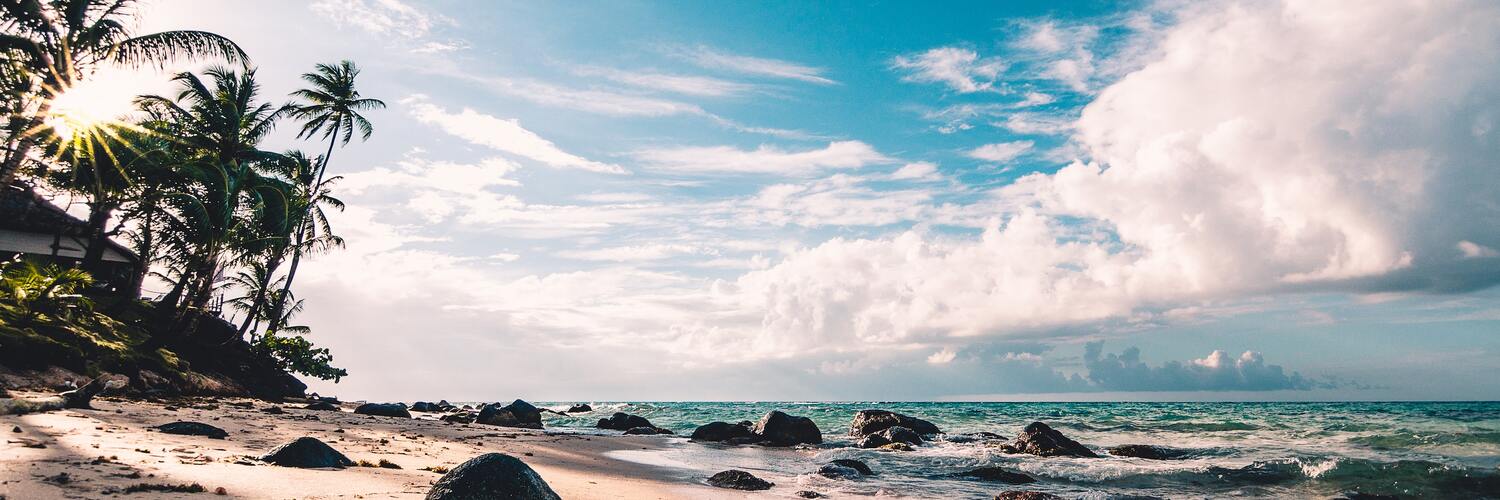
[0,0,247,183]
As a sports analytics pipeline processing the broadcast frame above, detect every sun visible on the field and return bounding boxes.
[43,77,137,141]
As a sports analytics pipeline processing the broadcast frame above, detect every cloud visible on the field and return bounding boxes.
[558,243,715,262]
[403,95,627,174]
[1083,342,1313,391]
[677,46,835,85]
[634,141,890,175]
[570,65,756,97]
[893,47,1006,93]
[968,141,1035,163]
[1014,20,1100,92]
[309,0,466,53]
[889,161,942,182]
[1458,241,1499,259]
[338,151,522,223]
[717,174,935,228]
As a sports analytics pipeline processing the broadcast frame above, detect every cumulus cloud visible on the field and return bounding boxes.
[893,47,1006,93]
[1083,342,1312,391]
[634,141,890,175]
[403,95,627,174]
[968,141,1035,163]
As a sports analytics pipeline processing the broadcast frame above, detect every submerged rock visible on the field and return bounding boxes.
[596,412,656,431]
[707,470,773,490]
[155,421,228,439]
[260,437,355,468]
[477,400,543,429]
[753,410,822,446]
[999,422,1098,458]
[425,453,561,500]
[355,403,411,419]
[795,491,823,498]
[1107,444,1189,460]
[959,466,1037,484]
[690,421,759,443]
[878,442,913,452]
[946,431,1006,443]
[849,410,941,438]
[566,404,592,413]
[829,458,873,475]
[816,458,874,479]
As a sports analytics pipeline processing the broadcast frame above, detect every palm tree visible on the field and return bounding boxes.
[0,0,247,183]
[270,60,380,329]
[233,150,342,338]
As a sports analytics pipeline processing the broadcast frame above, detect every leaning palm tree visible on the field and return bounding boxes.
[0,0,247,183]
[269,60,379,329]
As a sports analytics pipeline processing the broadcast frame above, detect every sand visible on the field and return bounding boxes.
[0,395,769,499]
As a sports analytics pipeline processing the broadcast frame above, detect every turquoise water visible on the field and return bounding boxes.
[527,401,1500,498]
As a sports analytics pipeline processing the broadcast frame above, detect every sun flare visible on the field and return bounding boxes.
[43,78,136,141]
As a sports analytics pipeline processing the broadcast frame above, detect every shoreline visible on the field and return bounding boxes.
[0,395,762,499]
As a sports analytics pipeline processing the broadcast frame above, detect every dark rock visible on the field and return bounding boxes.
[752,410,822,446]
[993,492,1063,500]
[304,401,339,411]
[707,470,773,491]
[623,426,673,435]
[411,401,440,412]
[425,453,561,500]
[11,425,20,433]
[795,491,823,498]
[596,412,655,431]
[1107,444,1189,460]
[355,403,412,419]
[816,458,874,479]
[857,425,921,448]
[849,409,941,438]
[436,400,455,411]
[960,466,1037,484]
[566,404,592,413]
[690,421,759,442]
[477,400,543,429]
[262,406,284,414]
[946,431,1006,443]
[725,436,765,445]
[878,442,913,451]
[829,458,873,475]
[999,422,1098,458]
[260,437,355,468]
[1334,494,1402,500]
[441,412,476,424]
[156,421,228,439]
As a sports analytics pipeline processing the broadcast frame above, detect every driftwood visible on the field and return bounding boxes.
[0,377,115,416]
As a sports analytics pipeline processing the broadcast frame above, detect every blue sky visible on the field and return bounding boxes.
[82,0,1500,401]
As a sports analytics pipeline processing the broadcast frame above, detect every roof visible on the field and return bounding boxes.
[0,183,141,265]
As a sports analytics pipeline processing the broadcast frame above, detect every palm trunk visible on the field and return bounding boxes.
[268,134,337,331]
[81,201,115,276]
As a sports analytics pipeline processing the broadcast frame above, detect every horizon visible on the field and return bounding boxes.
[32,0,1500,403]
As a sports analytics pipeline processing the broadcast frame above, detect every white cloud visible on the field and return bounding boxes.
[926,348,958,364]
[893,47,1006,93]
[558,243,715,262]
[1014,20,1100,92]
[339,151,522,223]
[718,174,934,228]
[634,141,890,175]
[889,161,942,182]
[310,0,443,38]
[677,46,835,85]
[1458,241,1498,259]
[403,95,627,174]
[968,141,1035,163]
[571,66,756,97]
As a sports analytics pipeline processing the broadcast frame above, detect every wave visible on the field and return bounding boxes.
[1349,428,1500,449]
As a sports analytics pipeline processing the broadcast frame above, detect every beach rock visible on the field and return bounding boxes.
[156,421,228,439]
[260,437,355,468]
[566,404,592,413]
[857,426,921,448]
[441,412,476,424]
[1000,422,1098,458]
[993,492,1063,500]
[960,466,1037,484]
[817,458,874,479]
[690,421,759,442]
[878,442,913,452]
[1107,444,1189,460]
[262,406,284,414]
[411,401,441,412]
[596,412,655,431]
[795,491,823,498]
[624,426,674,435]
[752,410,823,446]
[425,453,561,500]
[477,400,543,429]
[830,458,874,475]
[304,401,339,411]
[849,409,941,438]
[707,470,773,491]
[355,403,411,419]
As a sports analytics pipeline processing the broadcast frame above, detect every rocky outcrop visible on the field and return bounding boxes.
[1107,444,1189,460]
[425,453,561,500]
[753,410,822,446]
[596,412,656,431]
[355,403,411,419]
[155,421,227,439]
[260,437,354,468]
[857,425,922,449]
[959,466,1037,484]
[998,422,1098,458]
[707,470,773,490]
[817,458,874,479]
[477,400,543,429]
[690,421,760,443]
[849,410,941,438]
[993,492,1063,500]
[566,404,592,413]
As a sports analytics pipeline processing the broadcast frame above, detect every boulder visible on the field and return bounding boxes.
[849,410,941,438]
[624,426,673,435]
[355,403,411,419]
[707,470,773,491]
[596,412,655,431]
[999,422,1098,458]
[1107,444,1188,460]
[260,437,355,468]
[993,492,1063,500]
[829,458,873,475]
[411,401,441,412]
[304,401,339,411]
[752,410,822,446]
[816,458,873,479]
[959,466,1037,484]
[441,412,476,424]
[566,404,592,413]
[857,426,921,449]
[425,453,561,500]
[437,400,455,411]
[725,436,764,445]
[155,421,228,439]
[477,400,543,429]
[796,491,823,498]
[878,442,913,452]
[690,421,759,442]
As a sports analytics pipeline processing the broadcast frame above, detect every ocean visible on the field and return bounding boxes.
[529,401,1500,498]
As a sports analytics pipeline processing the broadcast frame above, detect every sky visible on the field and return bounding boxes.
[69,0,1500,401]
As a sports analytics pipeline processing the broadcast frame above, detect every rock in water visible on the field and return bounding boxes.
[476,400,543,429]
[1000,422,1098,458]
[707,470,773,490]
[260,437,355,468]
[993,492,1064,500]
[354,403,411,418]
[960,466,1037,484]
[596,412,655,431]
[752,410,822,446]
[623,426,673,435]
[156,421,228,439]
[816,459,874,479]
[566,404,592,413]
[690,421,760,442]
[829,458,873,475]
[795,491,823,498]
[1107,444,1189,460]
[304,401,339,411]
[411,401,440,412]
[849,410,942,438]
[425,453,561,500]
[857,425,923,448]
